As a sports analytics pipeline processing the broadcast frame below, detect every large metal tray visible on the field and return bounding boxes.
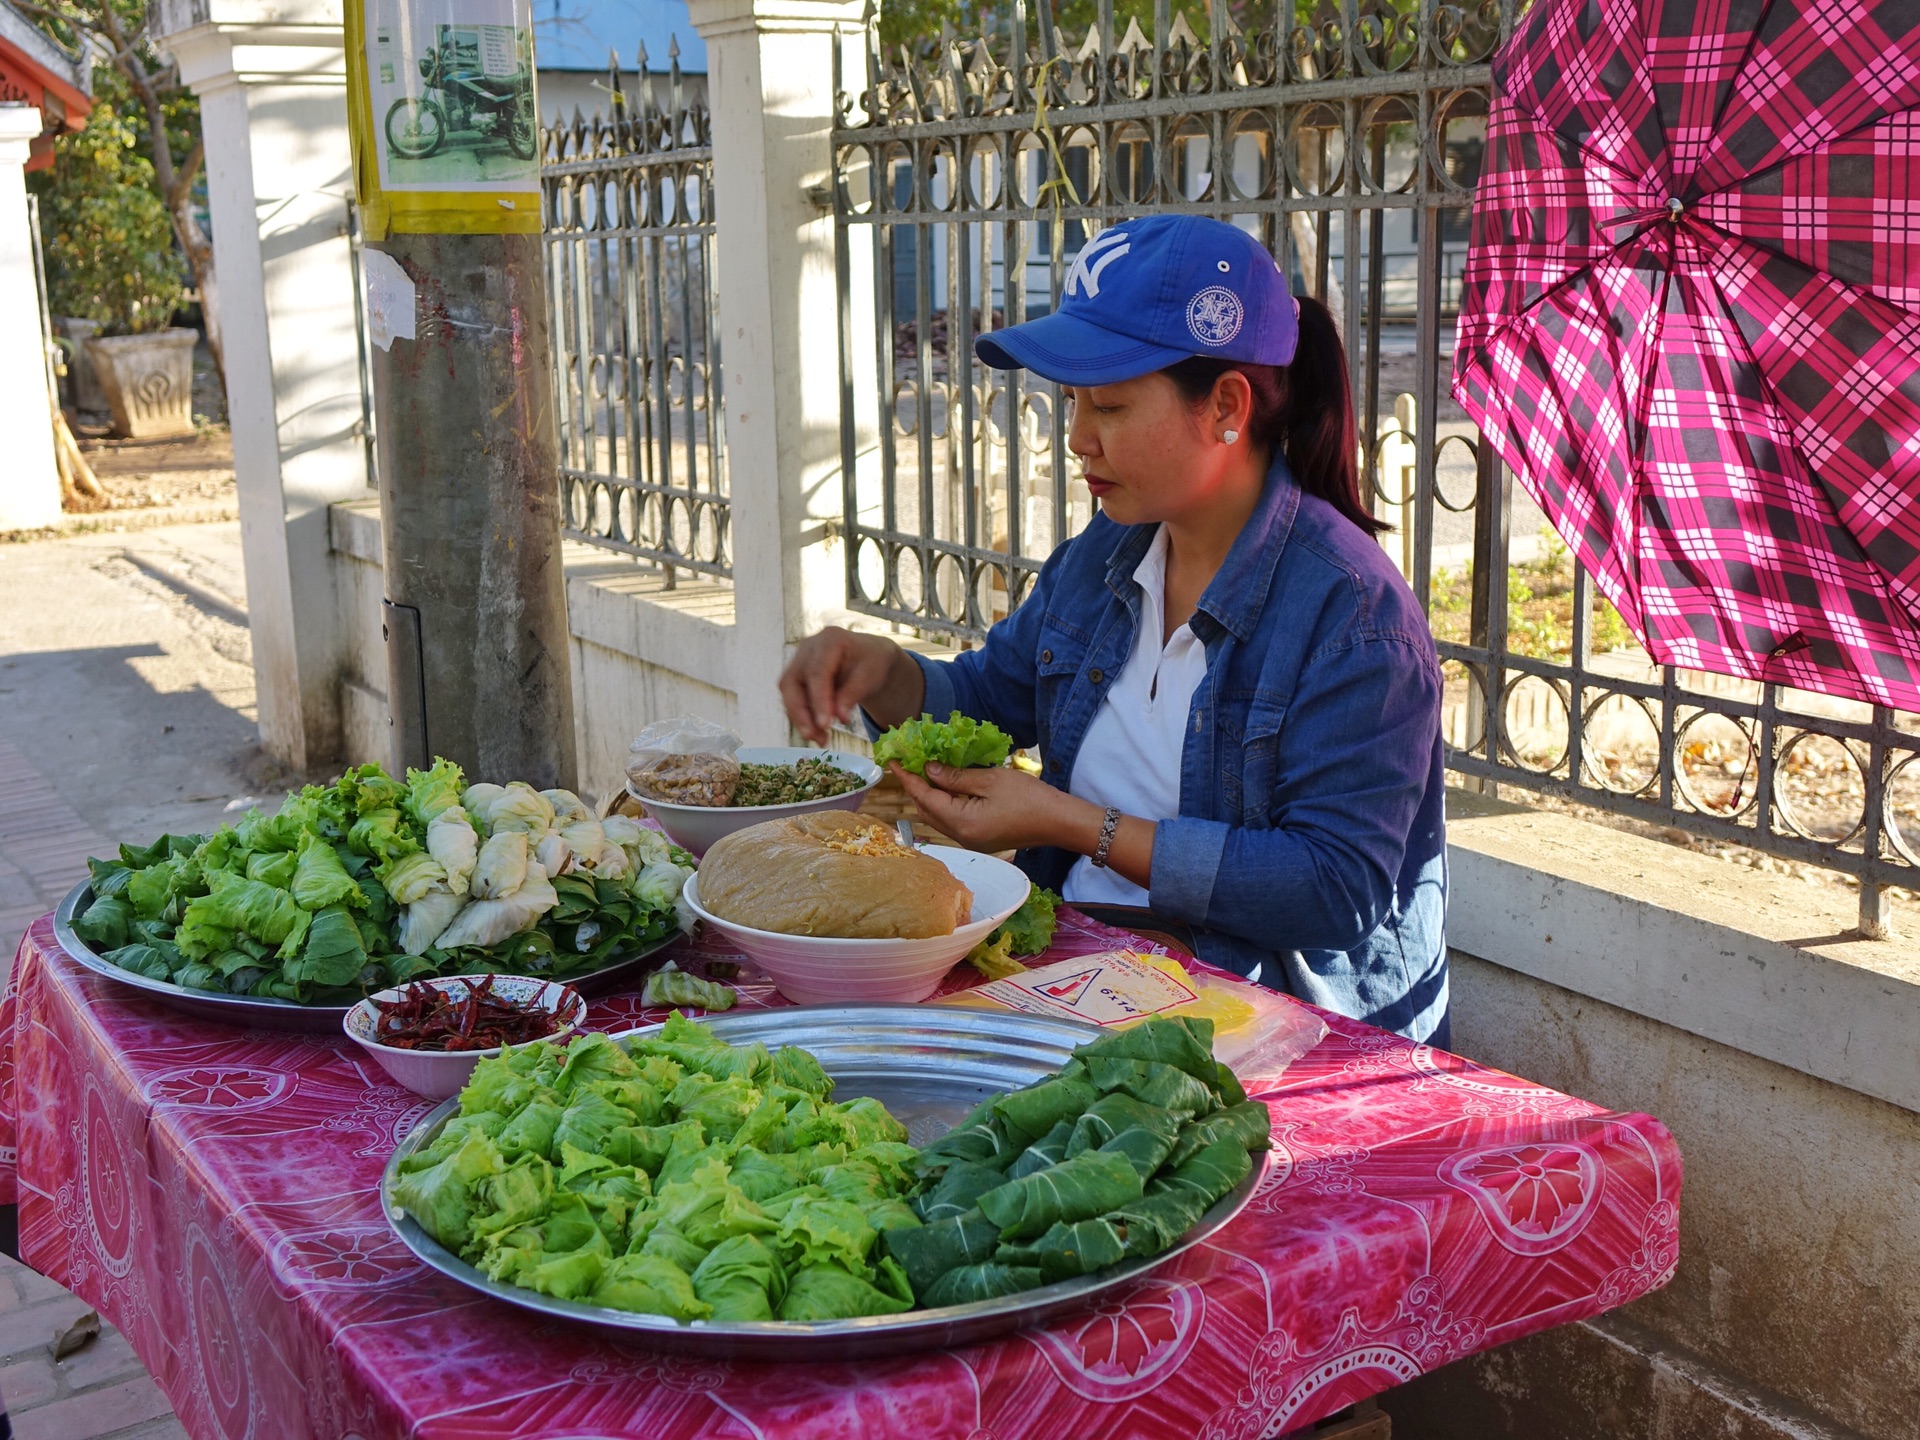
[52,879,683,1034]
[382,1005,1266,1359]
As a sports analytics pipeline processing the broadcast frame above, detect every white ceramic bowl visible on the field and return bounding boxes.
[343,975,587,1100]
[628,746,883,858]
[683,846,1031,1005]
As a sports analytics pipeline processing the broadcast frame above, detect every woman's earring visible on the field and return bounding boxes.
[1222,429,1239,445]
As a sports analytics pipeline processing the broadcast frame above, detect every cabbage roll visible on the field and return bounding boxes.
[1152,1136,1253,1210]
[690,1234,788,1321]
[487,781,556,834]
[470,829,529,900]
[433,862,558,949]
[534,831,574,878]
[593,1253,710,1320]
[913,1159,1005,1222]
[396,885,465,954]
[1007,1120,1075,1180]
[542,788,591,824]
[380,850,446,906]
[427,807,479,895]
[461,783,506,827]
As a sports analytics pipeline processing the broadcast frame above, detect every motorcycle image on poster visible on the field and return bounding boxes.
[365,0,540,189]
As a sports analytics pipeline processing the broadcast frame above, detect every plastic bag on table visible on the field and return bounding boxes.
[938,949,1327,1085]
[626,717,742,807]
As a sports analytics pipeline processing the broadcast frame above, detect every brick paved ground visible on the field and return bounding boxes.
[0,519,277,1439]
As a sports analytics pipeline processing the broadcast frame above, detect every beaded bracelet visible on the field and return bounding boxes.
[1091,806,1122,869]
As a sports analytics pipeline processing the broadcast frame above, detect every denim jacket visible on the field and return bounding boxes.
[910,458,1450,1042]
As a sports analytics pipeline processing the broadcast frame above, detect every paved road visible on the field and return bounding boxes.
[0,519,282,1438]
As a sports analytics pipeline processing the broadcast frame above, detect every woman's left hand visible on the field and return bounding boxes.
[891,762,1096,855]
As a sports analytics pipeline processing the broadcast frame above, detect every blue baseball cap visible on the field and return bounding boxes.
[975,214,1299,385]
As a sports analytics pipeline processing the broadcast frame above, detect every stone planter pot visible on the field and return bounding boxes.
[85,329,198,439]
[54,317,106,412]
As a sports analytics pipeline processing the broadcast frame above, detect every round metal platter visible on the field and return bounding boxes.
[382,1004,1267,1359]
[52,879,683,1034]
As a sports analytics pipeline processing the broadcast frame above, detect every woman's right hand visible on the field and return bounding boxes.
[779,627,925,745]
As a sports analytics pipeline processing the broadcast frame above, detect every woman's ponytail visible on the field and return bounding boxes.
[1161,294,1385,537]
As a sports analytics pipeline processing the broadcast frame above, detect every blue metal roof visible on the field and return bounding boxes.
[532,0,708,73]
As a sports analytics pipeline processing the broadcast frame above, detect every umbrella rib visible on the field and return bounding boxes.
[1501,219,1664,327]
[1683,0,1785,202]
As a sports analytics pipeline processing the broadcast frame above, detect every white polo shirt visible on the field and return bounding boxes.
[1062,525,1209,906]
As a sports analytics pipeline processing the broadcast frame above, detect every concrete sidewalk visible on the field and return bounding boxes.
[0,518,290,1438]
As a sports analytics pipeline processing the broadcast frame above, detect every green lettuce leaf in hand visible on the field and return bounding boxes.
[778,1262,913,1321]
[873,711,1013,775]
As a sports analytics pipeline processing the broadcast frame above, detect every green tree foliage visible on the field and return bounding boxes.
[28,81,185,333]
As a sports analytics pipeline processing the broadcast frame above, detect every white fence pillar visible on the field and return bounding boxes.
[0,104,60,532]
[686,0,863,745]
[157,1,368,770]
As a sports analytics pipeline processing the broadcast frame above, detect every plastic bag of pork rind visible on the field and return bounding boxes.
[626,716,742,807]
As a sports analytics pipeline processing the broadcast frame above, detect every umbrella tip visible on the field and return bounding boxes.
[1668,197,1684,217]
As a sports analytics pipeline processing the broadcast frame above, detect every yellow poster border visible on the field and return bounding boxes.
[344,0,543,241]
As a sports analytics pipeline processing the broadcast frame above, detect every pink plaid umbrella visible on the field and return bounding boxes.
[1453,0,1920,708]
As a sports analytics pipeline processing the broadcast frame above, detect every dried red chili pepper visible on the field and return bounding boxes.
[370,975,562,1052]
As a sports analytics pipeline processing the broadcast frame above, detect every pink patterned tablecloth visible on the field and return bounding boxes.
[0,911,1681,1440]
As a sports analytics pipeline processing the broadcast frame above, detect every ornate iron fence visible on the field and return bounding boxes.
[829,0,1920,922]
[543,48,729,580]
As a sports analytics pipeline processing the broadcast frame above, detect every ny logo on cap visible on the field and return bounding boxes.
[1065,229,1131,299]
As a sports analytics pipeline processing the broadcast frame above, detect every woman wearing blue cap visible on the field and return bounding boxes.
[779,214,1448,1045]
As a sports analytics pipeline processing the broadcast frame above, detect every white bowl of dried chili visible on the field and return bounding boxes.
[342,974,588,1100]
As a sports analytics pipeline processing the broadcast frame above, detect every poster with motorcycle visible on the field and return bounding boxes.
[364,0,539,191]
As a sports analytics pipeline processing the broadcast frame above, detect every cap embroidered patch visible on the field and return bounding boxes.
[1186,286,1245,346]
[972,213,1299,384]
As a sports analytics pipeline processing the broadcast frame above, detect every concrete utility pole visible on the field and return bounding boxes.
[343,0,575,789]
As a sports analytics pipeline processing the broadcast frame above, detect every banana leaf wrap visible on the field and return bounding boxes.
[1007,1120,1076,1180]
[922,1262,1045,1308]
[1075,1015,1218,1084]
[976,1149,1145,1240]
[912,1160,1005,1221]
[1082,1057,1220,1119]
[990,1067,1097,1138]
[1165,1101,1273,1169]
[883,1208,1002,1297]
[995,1217,1129,1281]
